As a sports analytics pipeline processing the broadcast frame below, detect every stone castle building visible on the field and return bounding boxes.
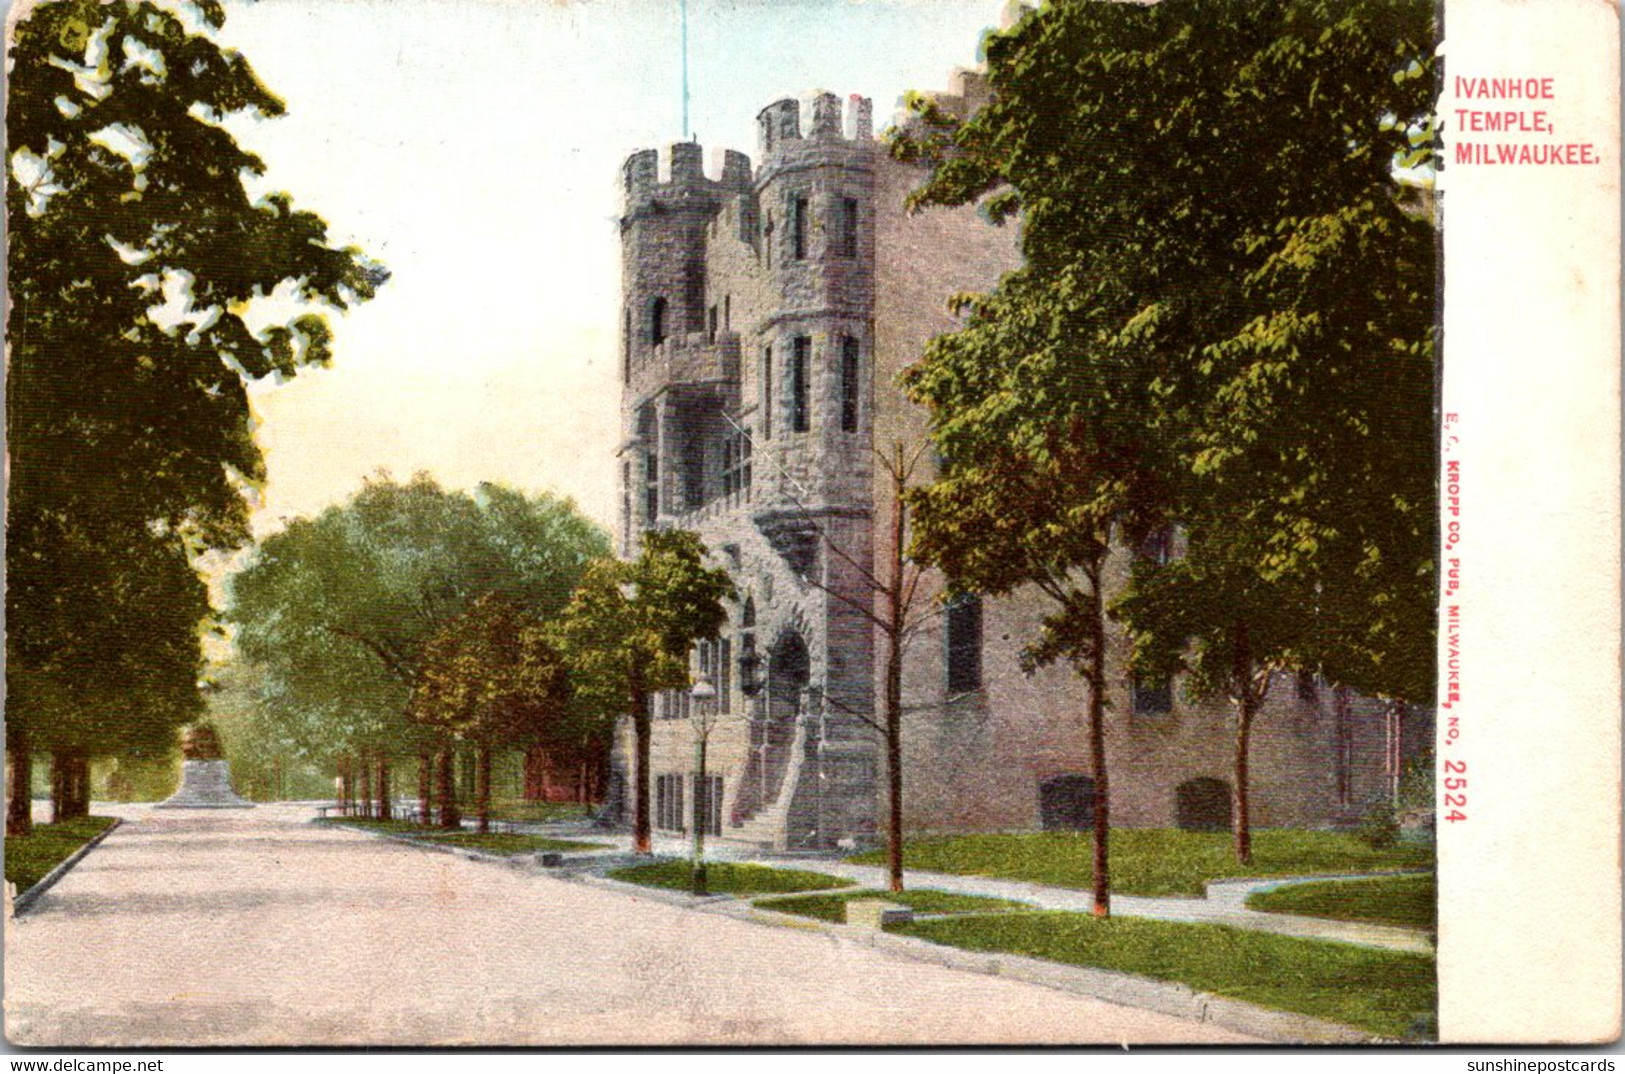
[609,79,1425,850]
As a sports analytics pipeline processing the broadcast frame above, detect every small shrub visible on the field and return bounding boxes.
[1356,803,1400,850]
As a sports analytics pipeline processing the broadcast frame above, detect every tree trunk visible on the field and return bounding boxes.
[476,746,492,834]
[376,755,391,821]
[7,730,33,837]
[358,752,373,820]
[1084,556,1112,918]
[883,446,909,892]
[418,752,433,826]
[631,662,652,854]
[338,756,352,816]
[50,751,68,825]
[436,749,461,829]
[74,753,91,817]
[1231,626,1256,866]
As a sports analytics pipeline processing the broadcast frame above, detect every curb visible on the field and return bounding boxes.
[13,817,123,917]
[725,902,1375,1045]
[314,820,594,872]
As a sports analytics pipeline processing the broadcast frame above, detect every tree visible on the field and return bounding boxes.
[900,274,1169,918]
[411,594,602,833]
[229,475,610,820]
[895,0,1438,868]
[6,0,386,831]
[555,531,734,855]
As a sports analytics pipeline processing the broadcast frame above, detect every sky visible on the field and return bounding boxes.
[211,0,1010,539]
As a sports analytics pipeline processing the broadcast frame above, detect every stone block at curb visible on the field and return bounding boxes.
[845,898,913,929]
[13,818,123,917]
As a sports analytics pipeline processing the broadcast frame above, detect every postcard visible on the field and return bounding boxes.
[2,0,1618,1049]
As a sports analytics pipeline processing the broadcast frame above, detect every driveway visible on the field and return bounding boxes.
[5,804,1258,1046]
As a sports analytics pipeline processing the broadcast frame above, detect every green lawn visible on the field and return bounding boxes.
[609,860,856,896]
[419,831,605,855]
[754,887,1031,922]
[897,911,1435,1040]
[6,816,118,891]
[488,800,593,824]
[1246,873,1436,932]
[849,830,1434,897]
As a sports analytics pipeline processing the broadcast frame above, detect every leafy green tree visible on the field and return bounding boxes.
[902,274,1170,918]
[896,0,1437,868]
[229,476,611,819]
[410,594,602,832]
[555,531,734,855]
[6,0,385,832]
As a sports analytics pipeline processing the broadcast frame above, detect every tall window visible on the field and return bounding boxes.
[644,453,659,521]
[763,212,774,269]
[707,305,718,344]
[840,336,860,432]
[696,775,723,836]
[945,593,983,693]
[790,194,808,260]
[790,336,810,432]
[623,308,632,383]
[656,774,685,832]
[723,429,752,497]
[761,345,773,440]
[649,296,667,346]
[839,197,859,258]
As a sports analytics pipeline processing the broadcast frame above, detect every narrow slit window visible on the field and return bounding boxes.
[790,195,808,260]
[761,345,773,440]
[840,336,860,432]
[649,297,667,346]
[790,336,810,433]
[945,593,983,693]
[840,197,859,258]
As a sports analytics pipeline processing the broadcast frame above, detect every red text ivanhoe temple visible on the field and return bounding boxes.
[1449,74,1601,166]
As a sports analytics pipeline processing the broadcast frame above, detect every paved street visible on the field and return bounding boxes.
[5,805,1257,1047]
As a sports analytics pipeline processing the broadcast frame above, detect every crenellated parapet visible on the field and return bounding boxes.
[755,92,876,186]
[621,142,754,219]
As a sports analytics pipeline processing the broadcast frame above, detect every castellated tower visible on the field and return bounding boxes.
[609,83,1419,852]
[614,93,880,850]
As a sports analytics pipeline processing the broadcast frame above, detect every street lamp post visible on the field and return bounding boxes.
[690,674,718,896]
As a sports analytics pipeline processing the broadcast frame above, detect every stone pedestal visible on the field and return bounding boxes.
[156,760,254,809]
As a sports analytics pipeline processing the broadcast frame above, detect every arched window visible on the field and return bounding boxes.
[649,296,667,346]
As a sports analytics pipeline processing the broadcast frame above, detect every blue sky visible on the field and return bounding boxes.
[214,0,1008,535]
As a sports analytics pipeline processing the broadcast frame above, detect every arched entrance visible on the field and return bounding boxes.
[733,630,811,828]
[766,631,810,721]
[1176,777,1233,831]
[1038,774,1096,831]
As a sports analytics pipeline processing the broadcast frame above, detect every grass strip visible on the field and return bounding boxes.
[897,911,1436,1040]
[488,800,593,824]
[5,816,118,891]
[418,831,605,854]
[609,860,856,896]
[1245,873,1436,932]
[754,887,1031,922]
[848,829,1434,897]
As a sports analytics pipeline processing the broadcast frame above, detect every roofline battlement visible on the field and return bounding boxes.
[622,142,753,210]
[756,92,874,159]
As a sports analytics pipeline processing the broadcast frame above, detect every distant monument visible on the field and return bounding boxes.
[156,723,254,809]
